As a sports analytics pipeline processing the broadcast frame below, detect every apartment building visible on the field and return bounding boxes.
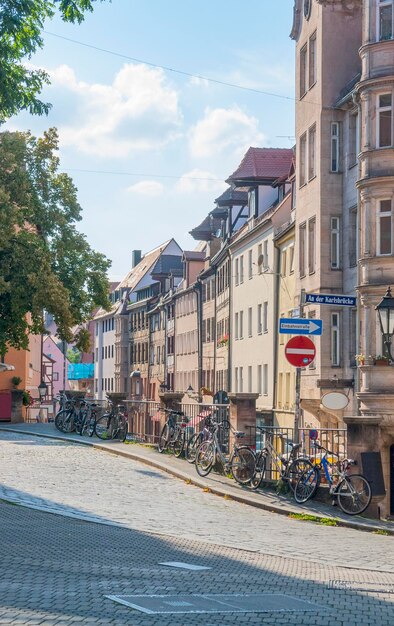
[227,147,294,423]
[291,0,362,428]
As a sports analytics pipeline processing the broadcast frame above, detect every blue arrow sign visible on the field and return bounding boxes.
[279,318,323,336]
[305,293,356,307]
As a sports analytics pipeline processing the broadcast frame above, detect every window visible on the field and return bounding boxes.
[300,43,307,97]
[239,367,243,392]
[349,208,357,267]
[235,367,239,393]
[299,223,306,277]
[377,94,392,147]
[308,124,316,180]
[248,307,253,337]
[378,1,393,40]
[258,364,262,395]
[281,250,287,277]
[235,312,239,340]
[308,217,316,274]
[248,250,253,279]
[331,122,340,172]
[248,366,252,393]
[239,310,244,339]
[257,304,262,334]
[248,188,257,218]
[299,133,307,186]
[331,217,340,269]
[263,240,269,269]
[240,255,244,283]
[263,364,268,396]
[378,199,392,255]
[309,32,317,88]
[289,245,295,274]
[257,243,263,274]
[263,301,268,333]
[331,313,340,366]
[53,372,59,382]
[235,258,239,286]
[348,112,358,167]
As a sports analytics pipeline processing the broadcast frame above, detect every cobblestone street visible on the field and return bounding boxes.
[0,431,393,624]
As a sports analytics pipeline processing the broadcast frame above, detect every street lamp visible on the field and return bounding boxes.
[38,380,47,401]
[375,286,394,361]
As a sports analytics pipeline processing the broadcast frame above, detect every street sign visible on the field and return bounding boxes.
[305,293,356,307]
[279,318,323,336]
[285,336,316,367]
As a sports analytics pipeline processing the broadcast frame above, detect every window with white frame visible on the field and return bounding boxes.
[348,112,358,167]
[289,245,295,274]
[309,31,317,88]
[331,216,341,269]
[377,199,392,255]
[299,222,306,277]
[263,240,269,269]
[235,258,239,286]
[240,255,244,283]
[239,310,244,339]
[349,207,357,267]
[248,250,253,279]
[331,122,340,172]
[378,1,393,40]
[281,250,287,277]
[248,188,257,218]
[257,304,262,334]
[263,364,268,396]
[257,243,263,274]
[377,93,392,147]
[300,43,307,97]
[258,364,262,395]
[248,366,252,393]
[300,133,307,186]
[331,312,340,366]
[239,367,244,392]
[235,312,239,340]
[308,124,316,180]
[248,307,253,337]
[308,217,316,274]
[235,367,239,393]
[263,301,268,333]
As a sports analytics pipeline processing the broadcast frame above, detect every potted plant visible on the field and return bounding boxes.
[355,354,365,366]
[200,386,214,397]
[11,376,22,388]
[374,355,390,366]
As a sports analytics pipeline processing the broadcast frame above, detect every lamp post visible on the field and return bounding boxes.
[38,380,48,422]
[375,286,394,361]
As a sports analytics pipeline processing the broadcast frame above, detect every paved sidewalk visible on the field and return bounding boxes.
[1,422,393,535]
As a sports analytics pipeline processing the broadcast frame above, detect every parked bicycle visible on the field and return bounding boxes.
[195,419,255,485]
[294,441,372,515]
[248,427,318,498]
[157,408,190,457]
[185,414,216,464]
[94,396,128,442]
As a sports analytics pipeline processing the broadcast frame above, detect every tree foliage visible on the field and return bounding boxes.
[0,0,109,122]
[0,128,111,356]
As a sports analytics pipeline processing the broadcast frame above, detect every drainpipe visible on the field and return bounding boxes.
[273,238,281,425]
[213,267,217,394]
[194,279,203,393]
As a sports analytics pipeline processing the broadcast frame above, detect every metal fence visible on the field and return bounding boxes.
[245,425,347,483]
[179,403,230,450]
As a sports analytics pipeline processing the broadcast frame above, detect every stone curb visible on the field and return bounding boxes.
[1,426,393,537]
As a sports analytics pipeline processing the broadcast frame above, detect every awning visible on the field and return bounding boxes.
[130,370,141,378]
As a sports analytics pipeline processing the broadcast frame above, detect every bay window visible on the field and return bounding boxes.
[377,199,392,255]
[378,1,393,41]
[377,93,392,148]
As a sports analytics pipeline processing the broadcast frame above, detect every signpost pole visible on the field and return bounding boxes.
[294,294,305,443]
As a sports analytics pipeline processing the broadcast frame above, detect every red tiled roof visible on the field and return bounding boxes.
[227,147,294,183]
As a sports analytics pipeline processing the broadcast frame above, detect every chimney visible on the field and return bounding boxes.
[132,250,142,268]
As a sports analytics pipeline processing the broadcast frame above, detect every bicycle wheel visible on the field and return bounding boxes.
[294,466,320,503]
[116,416,128,442]
[336,474,372,515]
[158,423,170,453]
[249,452,267,490]
[185,432,202,464]
[55,409,75,433]
[173,431,185,458]
[195,441,215,477]
[231,446,256,485]
[94,414,113,440]
[55,409,69,433]
[286,458,318,493]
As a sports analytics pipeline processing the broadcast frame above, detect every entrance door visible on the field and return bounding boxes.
[391,445,394,516]
[0,391,12,420]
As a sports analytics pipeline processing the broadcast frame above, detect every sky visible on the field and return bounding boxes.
[7,0,296,281]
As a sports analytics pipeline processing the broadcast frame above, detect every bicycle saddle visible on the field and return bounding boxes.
[291,443,301,451]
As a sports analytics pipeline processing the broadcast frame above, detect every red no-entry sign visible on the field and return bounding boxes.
[285,336,316,367]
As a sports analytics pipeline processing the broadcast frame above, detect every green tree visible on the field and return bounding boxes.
[0,127,111,356]
[0,0,109,122]
[66,347,81,363]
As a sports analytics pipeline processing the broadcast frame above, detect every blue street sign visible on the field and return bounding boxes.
[279,318,323,336]
[305,293,356,307]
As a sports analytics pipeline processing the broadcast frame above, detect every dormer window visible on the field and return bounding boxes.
[248,188,257,218]
[378,1,393,41]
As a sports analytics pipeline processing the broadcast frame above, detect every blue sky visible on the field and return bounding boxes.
[8,0,296,280]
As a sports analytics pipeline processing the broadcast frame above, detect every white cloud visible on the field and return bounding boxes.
[127,180,165,196]
[189,107,264,158]
[175,169,226,194]
[47,63,183,158]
